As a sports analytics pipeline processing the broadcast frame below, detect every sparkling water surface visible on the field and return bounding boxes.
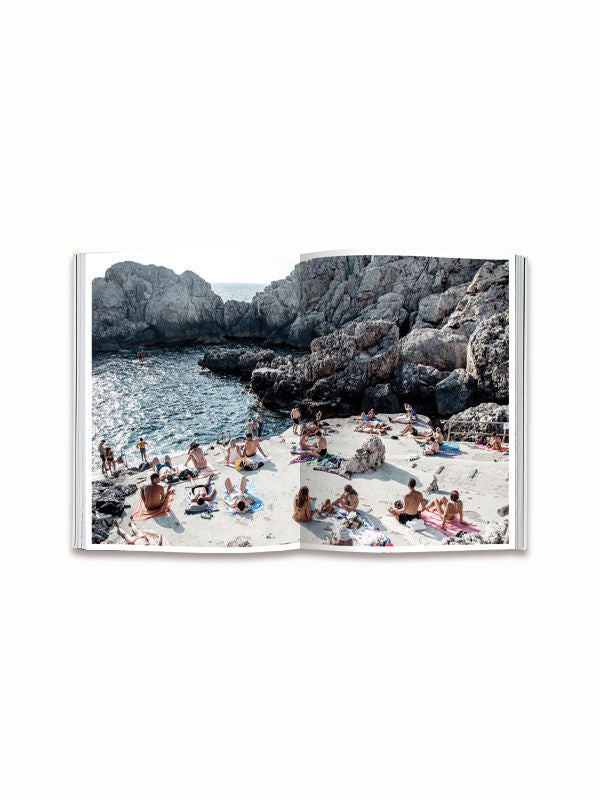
[92,283,289,468]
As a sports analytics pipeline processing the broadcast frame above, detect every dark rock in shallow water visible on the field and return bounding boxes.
[363,383,401,413]
[435,369,477,415]
[467,310,509,403]
[200,347,276,376]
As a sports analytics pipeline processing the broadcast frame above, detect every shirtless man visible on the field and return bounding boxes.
[98,439,107,475]
[140,472,166,510]
[332,484,359,512]
[242,433,267,459]
[187,476,216,505]
[314,430,327,458]
[150,455,176,479]
[388,478,425,524]
[185,443,206,470]
[425,490,464,530]
[224,475,255,513]
[291,406,301,434]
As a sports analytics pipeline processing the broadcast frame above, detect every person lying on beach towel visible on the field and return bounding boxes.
[242,433,268,459]
[150,455,177,480]
[140,472,166,510]
[388,478,426,524]
[355,423,388,435]
[187,475,216,505]
[293,485,315,522]
[223,475,255,513]
[425,491,463,530]
[113,519,166,546]
[332,484,359,512]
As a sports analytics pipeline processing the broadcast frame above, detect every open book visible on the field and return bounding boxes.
[74,249,526,552]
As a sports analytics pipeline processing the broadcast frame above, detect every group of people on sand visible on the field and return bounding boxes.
[224,433,268,465]
[388,478,464,531]
[293,483,359,524]
[355,410,391,434]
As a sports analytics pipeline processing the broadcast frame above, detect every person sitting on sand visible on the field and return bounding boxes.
[328,524,354,546]
[332,484,359,512]
[367,408,376,420]
[185,443,207,470]
[388,478,425,524]
[291,406,301,434]
[113,519,164,546]
[487,432,502,450]
[224,475,255,513]
[293,485,314,522]
[434,427,444,444]
[225,438,242,465]
[98,439,107,475]
[404,403,417,421]
[318,498,334,517]
[187,475,217,505]
[425,491,464,530]
[140,472,166,510]
[304,420,319,435]
[136,436,148,463]
[298,430,312,450]
[242,432,267,459]
[150,455,176,479]
[423,436,440,455]
[105,446,116,474]
[314,429,327,458]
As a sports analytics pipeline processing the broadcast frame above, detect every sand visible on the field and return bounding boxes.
[97,415,509,550]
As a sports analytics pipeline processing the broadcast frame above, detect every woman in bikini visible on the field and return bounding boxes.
[425,490,464,530]
[224,475,255,513]
[332,484,359,512]
[293,485,313,522]
[105,446,116,474]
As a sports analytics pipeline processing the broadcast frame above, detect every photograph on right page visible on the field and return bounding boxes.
[283,254,512,549]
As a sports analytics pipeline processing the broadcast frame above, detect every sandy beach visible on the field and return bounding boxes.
[97,415,509,550]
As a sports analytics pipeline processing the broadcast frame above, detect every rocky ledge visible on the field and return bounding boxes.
[199,347,277,377]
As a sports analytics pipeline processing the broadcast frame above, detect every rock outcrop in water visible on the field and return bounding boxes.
[92,256,510,416]
[200,347,276,376]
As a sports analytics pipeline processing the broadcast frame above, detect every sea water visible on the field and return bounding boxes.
[91,283,292,468]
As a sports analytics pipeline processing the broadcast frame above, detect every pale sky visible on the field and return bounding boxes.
[84,248,300,285]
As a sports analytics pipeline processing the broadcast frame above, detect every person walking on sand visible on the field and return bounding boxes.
[425,491,464,530]
[388,478,425,524]
[224,475,255,513]
[293,485,314,522]
[140,472,166,510]
[136,436,148,463]
[98,439,107,475]
[332,484,359,512]
[113,519,164,546]
[291,406,301,434]
[242,432,267,459]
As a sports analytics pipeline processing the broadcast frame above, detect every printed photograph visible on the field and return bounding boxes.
[89,252,510,549]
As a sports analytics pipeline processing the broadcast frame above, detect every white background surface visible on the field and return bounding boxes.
[1,2,598,799]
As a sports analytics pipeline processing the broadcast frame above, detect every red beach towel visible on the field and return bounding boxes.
[420,509,481,538]
[131,487,175,521]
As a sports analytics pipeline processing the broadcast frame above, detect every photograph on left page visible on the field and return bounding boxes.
[85,250,303,551]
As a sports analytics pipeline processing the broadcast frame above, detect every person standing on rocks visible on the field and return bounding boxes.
[136,436,148,463]
[291,407,301,435]
[388,478,425,524]
[98,439,107,475]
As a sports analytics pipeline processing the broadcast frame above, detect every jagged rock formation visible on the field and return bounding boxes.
[200,347,276,376]
[435,369,477,416]
[442,518,509,545]
[344,436,386,475]
[443,403,509,441]
[467,310,509,402]
[363,383,401,413]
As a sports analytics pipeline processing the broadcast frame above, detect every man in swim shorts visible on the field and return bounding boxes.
[242,433,267,459]
[136,436,148,463]
[98,439,107,475]
[291,406,301,434]
[388,478,425,524]
[140,472,166,510]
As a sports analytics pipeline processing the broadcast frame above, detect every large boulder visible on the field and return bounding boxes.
[467,310,509,402]
[435,369,477,415]
[391,363,448,407]
[398,328,468,372]
[445,262,509,337]
[363,383,401,413]
[443,403,509,441]
[200,347,276,376]
[344,436,386,475]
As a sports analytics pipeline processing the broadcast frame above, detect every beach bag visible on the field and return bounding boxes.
[235,457,248,471]
[406,519,426,532]
[243,460,260,471]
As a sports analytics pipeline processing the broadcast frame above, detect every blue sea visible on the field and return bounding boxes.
[91,283,290,468]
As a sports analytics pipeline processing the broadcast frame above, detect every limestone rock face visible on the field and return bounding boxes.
[392,363,448,406]
[363,383,401,413]
[344,435,386,475]
[443,402,509,441]
[92,261,226,350]
[445,262,509,337]
[466,310,509,402]
[398,328,469,372]
[435,369,477,416]
[200,347,276,376]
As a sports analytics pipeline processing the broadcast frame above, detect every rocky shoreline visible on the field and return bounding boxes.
[92,255,510,420]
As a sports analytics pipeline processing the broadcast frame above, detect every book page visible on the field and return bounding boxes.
[294,251,514,550]
[77,248,303,552]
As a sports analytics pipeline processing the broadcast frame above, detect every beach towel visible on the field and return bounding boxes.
[222,479,264,515]
[419,443,460,457]
[440,441,460,451]
[131,486,175,521]
[184,490,219,515]
[477,444,509,453]
[420,509,481,538]
[289,453,318,464]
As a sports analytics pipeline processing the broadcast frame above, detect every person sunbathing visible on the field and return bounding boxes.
[487,433,503,450]
[367,408,376,420]
[298,431,312,450]
[404,403,417,421]
[388,478,425,524]
[425,490,464,530]
[225,438,242,465]
[332,484,359,512]
[185,443,207,470]
[318,498,334,517]
[314,430,328,458]
[423,436,440,455]
[399,422,416,436]
[224,475,255,513]
[150,455,176,480]
[113,519,164,546]
[140,472,166,510]
[434,427,444,444]
[242,432,267,458]
[304,420,319,435]
[187,476,216,505]
[293,485,313,522]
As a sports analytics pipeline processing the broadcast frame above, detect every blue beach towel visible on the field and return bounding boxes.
[223,479,264,515]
